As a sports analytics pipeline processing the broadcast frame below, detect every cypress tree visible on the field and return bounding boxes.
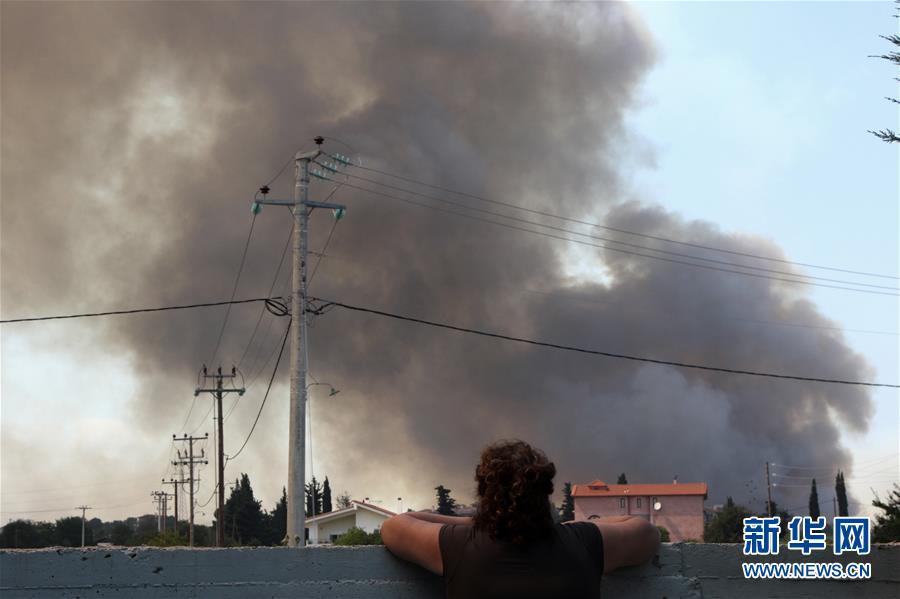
[560,482,575,522]
[435,485,457,515]
[322,477,333,514]
[809,478,821,519]
[617,473,628,484]
[835,471,849,517]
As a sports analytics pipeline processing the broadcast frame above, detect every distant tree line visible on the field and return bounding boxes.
[705,477,900,543]
[1,472,349,548]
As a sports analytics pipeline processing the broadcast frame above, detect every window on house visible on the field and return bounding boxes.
[619,498,626,509]
[652,496,658,507]
[330,534,339,542]
[637,498,642,508]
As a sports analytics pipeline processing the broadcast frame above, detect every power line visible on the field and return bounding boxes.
[331,153,898,281]
[208,213,257,366]
[197,484,218,508]
[0,297,272,324]
[0,499,148,515]
[310,296,900,388]
[309,219,338,286]
[320,177,899,297]
[322,164,898,291]
[3,295,895,387]
[300,246,900,337]
[237,223,293,369]
[227,320,291,462]
[771,453,900,471]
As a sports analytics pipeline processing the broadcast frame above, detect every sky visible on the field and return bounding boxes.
[1,0,897,528]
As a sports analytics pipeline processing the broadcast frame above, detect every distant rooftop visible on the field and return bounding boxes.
[573,480,708,498]
[306,500,396,524]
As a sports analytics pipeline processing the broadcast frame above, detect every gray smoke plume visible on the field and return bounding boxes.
[1,1,873,514]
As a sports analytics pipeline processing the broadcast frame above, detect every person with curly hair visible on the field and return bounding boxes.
[382,439,660,598]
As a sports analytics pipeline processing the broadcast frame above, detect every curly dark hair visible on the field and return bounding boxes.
[472,440,556,545]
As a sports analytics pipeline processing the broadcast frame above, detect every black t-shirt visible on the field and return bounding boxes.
[439,521,604,599]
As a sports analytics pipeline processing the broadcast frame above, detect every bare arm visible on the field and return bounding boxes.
[403,511,472,526]
[586,516,660,573]
[381,513,446,575]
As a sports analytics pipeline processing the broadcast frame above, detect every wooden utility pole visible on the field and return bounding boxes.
[195,366,243,547]
[173,433,208,547]
[765,462,774,516]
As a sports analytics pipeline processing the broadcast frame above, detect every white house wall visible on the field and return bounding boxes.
[312,514,357,544]
[356,509,390,534]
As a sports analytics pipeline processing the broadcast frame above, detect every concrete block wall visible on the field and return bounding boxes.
[1,543,897,598]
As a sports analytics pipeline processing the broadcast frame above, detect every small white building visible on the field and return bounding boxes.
[305,501,395,545]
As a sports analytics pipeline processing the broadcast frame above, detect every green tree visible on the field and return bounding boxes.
[223,473,265,545]
[305,477,323,517]
[322,477,333,514]
[333,526,383,546]
[55,516,90,547]
[265,487,287,545]
[435,485,457,515]
[870,1,900,142]
[656,526,670,542]
[0,520,55,548]
[872,483,900,542]
[559,482,575,522]
[703,497,752,543]
[809,479,821,520]
[617,473,628,484]
[110,522,133,545]
[835,471,849,517]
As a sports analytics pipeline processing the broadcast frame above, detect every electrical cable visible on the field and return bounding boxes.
[320,164,899,291]
[772,454,900,471]
[190,402,215,436]
[237,224,293,370]
[328,153,898,281]
[310,296,900,388]
[208,213,257,367]
[0,297,272,324]
[319,175,899,297]
[197,484,218,508]
[309,220,337,286]
[295,244,900,337]
[227,319,291,462]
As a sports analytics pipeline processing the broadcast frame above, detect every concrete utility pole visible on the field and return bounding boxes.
[252,136,347,548]
[173,433,208,548]
[162,478,180,533]
[765,462,774,516]
[195,366,244,547]
[76,505,91,548]
[151,491,167,533]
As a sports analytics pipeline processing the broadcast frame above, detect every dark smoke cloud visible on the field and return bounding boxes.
[1,1,872,512]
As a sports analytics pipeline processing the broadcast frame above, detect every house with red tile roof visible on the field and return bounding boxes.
[305,500,395,545]
[572,479,708,542]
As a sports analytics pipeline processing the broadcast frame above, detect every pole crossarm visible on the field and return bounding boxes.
[194,366,245,547]
[173,433,208,548]
[251,137,349,548]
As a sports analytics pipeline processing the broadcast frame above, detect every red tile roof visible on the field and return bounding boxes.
[573,480,708,498]
[351,500,396,517]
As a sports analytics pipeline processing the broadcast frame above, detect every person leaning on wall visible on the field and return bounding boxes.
[382,439,659,598]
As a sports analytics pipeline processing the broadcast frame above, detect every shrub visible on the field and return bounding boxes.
[656,526,670,542]
[333,526,383,546]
